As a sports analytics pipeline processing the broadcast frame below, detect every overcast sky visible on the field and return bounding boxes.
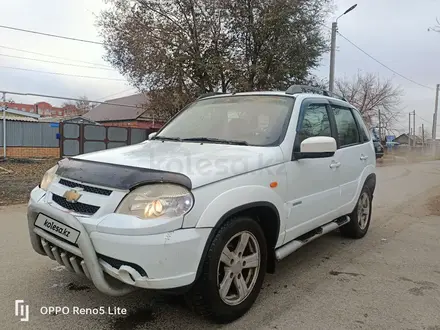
[1,0,439,135]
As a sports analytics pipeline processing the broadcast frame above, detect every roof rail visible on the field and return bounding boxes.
[285,85,347,102]
[197,92,225,100]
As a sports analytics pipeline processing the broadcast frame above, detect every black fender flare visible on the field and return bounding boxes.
[194,201,280,281]
[364,173,376,197]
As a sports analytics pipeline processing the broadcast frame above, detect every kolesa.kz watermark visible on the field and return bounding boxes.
[15,300,127,322]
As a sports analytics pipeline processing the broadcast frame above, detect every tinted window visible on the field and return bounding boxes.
[332,106,360,147]
[296,103,332,145]
[156,95,294,146]
[352,109,370,142]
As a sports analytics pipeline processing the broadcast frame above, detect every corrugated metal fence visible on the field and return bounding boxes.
[0,121,59,147]
[60,123,157,157]
[0,121,159,158]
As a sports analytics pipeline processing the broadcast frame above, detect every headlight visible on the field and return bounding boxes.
[40,165,58,191]
[116,184,194,220]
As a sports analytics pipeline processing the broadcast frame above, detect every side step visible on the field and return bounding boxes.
[275,216,350,261]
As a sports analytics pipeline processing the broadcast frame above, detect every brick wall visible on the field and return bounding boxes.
[6,147,60,159]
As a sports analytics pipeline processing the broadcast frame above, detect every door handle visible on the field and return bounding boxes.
[360,154,368,161]
[329,161,341,169]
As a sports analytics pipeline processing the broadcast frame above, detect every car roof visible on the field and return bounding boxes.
[200,91,353,107]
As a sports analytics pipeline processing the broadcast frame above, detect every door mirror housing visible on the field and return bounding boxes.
[148,132,157,140]
[295,136,337,159]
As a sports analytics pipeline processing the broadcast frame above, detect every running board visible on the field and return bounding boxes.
[275,216,350,261]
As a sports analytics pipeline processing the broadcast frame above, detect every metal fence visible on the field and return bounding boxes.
[0,121,158,158]
[0,121,59,147]
[60,123,157,157]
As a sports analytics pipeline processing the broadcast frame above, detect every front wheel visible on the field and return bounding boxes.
[185,216,267,323]
[340,186,372,239]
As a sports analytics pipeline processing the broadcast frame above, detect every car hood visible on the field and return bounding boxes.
[74,140,285,188]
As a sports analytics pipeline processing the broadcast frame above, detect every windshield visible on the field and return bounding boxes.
[155,95,295,146]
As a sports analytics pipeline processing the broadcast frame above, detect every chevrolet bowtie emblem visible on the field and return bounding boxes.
[63,188,83,203]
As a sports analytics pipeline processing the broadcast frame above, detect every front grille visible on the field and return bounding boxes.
[59,179,112,196]
[52,194,100,215]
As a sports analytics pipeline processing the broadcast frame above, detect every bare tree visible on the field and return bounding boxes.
[62,96,94,115]
[428,18,440,32]
[97,0,332,119]
[75,96,95,115]
[335,73,403,131]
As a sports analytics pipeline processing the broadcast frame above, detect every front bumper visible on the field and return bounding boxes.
[27,188,210,296]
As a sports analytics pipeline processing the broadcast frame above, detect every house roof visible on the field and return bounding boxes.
[38,116,99,124]
[395,133,423,142]
[1,108,40,119]
[4,115,38,122]
[82,93,149,122]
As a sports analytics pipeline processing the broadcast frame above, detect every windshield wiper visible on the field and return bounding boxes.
[152,136,182,142]
[181,137,249,145]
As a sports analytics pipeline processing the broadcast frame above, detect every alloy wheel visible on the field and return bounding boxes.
[217,231,261,306]
[357,192,370,230]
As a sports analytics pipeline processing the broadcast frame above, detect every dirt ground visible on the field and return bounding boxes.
[2,161,440,330]
[0,158,58,206]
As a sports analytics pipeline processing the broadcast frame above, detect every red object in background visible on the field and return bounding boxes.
[4,101,81,117]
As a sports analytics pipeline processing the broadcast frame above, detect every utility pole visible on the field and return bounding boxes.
[329,22,337,93]
[2,92,6,160]
[328,4,358,93]
[378,109,381,144]
[422,123,425,147]
[432,84,439,156]
[413,110,416,147]
[409,112,411,149]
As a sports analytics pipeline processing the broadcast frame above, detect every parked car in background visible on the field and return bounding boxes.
[370,128,384,159]
[373,140,384,158]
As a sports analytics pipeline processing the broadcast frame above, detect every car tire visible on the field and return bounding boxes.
[340,185,372,239]
[185,216,267,323]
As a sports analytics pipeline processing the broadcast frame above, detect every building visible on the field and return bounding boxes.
[3,101,82,118]
[1,108,40,122]
[394,133,423,146]
[82,93,164,129]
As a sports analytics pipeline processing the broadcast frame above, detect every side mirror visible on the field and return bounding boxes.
[295,136,337,159]
[148,132,157,140]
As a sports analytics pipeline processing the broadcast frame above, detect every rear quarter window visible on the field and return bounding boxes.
[352,109,371,143]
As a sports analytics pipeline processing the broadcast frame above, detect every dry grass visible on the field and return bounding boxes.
[0,158,58,206]
[426,193,440,216]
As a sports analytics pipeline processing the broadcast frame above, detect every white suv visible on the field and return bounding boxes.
[27,85,376,323]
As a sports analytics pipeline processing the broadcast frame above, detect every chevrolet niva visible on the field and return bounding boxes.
[27,85,376,323]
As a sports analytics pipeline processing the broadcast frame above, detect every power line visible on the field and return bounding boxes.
[96,88,138,101]
[0,65,126,81]
[415,113,440,127]
[0,53,115,71]
[415,113,432,125]
[0,90,142,109]
[0,45,112,68]
[0,24,104,45]
[337,32,434,91]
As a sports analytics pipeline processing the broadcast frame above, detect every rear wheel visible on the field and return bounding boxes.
[340,186,372,239]
[185,216,267,323]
